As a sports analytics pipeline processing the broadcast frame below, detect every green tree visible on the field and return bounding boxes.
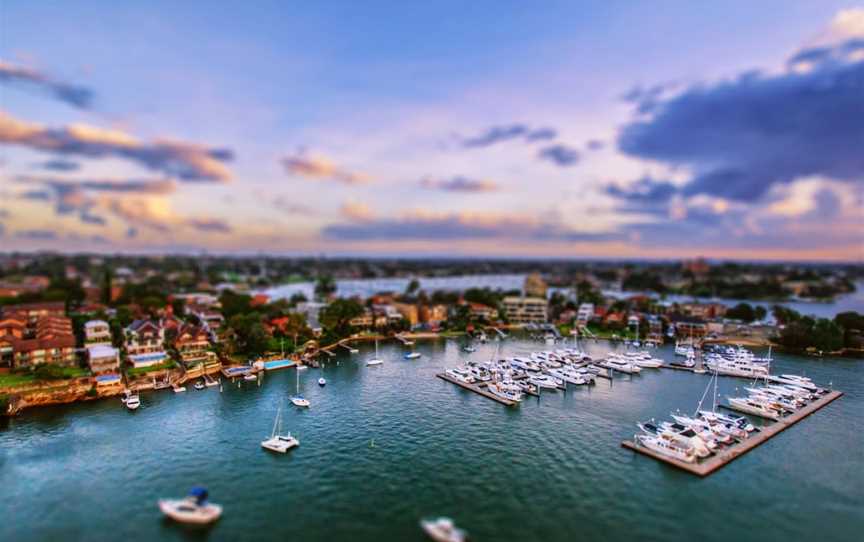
[319,299,364,337]
[726,303,756,322]
[314,275,337,301]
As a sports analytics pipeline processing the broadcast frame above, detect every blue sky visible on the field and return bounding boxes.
[1,1,862,260]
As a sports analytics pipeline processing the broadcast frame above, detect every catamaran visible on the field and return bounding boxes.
[261,406,300,453]
[366,339,384,366]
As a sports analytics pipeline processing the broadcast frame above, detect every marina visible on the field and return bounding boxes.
[1,338,858,542]
[622,390,844,477]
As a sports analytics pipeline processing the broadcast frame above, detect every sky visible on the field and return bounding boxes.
[1,1,862,261]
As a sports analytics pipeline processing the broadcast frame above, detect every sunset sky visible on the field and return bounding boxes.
[1,1,862,260]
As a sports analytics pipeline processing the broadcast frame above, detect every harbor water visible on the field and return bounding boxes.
[1,339,862,541]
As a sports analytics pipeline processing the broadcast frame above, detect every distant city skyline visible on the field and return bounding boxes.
[1,1,862,261]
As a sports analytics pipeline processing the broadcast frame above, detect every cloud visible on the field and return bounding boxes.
[281,152,370,184]
[617,38,864,202]
[537,144,580,166]
[36,159,80,172]
[17,175,177,195]
[605,177,678,204]
[15,229,58,240]
[462,124,557,148]
[0,110,233,181]
[0,60,94,109]
[271,196,315,215]
[323,209,624,242]
[586,139,605,151]
[186,217,232,233]
[340,201,375,223]
[419,176,499,192]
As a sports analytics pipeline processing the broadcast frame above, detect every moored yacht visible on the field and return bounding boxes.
[635,433,697,463]
[727,396,781,420]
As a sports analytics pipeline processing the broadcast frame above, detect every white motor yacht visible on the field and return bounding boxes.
[446,367,476,384]
[727,396,781,420]
[602,358,641,374]
[420,517,467,542]
[487,381,522,402]
[635,434,697,463]
[124,391,140,410]
[159,487,222,525]
[528,374,561,390]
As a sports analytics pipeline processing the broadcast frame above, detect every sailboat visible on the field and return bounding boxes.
[404,347,421,360]
[290,368,310,407]
[366,338,384,366]
[261,406,299,453]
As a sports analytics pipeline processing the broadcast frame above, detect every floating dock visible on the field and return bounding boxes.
[436,373,517,406]
[621,390,843,477]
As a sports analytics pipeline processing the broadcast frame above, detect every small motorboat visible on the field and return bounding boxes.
[193,380,205,390]
[462,345,476,353]
[243,374,258,382]
[318,377,326,386]
[366,358,384,366]
[125,392,140,410]
[404,352,421,360]
[159,487,222,525]
[420,517,467,542]
[172,385,186,393]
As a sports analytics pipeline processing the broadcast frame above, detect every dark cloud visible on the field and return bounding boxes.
[419,176,499,192]
[17,175,177,195]
[36,159,81,172]
[617,39,864,202]
[586,139,605,151]
[15,229,58,240]
[186,218,232,233]
[0,61,94,109]
[537,144,580,166]
[0,110,233,181]
[462,124,557,148]
[605,177,677,203]
[323,213,624,242]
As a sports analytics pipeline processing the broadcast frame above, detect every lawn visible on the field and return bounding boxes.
[0,373,35,389]
[125,360,177,377]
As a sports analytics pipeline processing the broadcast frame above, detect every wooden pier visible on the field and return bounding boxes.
[621,390,843,477]
[436,373,518,406]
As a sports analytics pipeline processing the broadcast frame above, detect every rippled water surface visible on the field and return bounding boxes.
[2,339,862,541]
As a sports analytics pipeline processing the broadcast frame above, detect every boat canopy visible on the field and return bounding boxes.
[189,487,209,504]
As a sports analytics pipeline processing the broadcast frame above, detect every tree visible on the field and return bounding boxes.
[314,275,337,301]
[319,299,364,337]
[101,267,113,305]
[405,279,420,296]
[219,290,252,319]
[726,303,756,322]
[289,292,308,306]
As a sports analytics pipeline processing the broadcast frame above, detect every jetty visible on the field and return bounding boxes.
[622,389,843,477]
[436,372,518,406]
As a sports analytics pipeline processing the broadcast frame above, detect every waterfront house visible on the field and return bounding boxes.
[125,319,170,368]
[2,301,66,325]
[87,344,120,375]
[392,302,420,327]
[418,304,448,328]
[467,302,499,322]
[84,320,112,346]
[503,296,548,324]
[0,311,76,368]
[174,324,216,366]
[125,320,165,356]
